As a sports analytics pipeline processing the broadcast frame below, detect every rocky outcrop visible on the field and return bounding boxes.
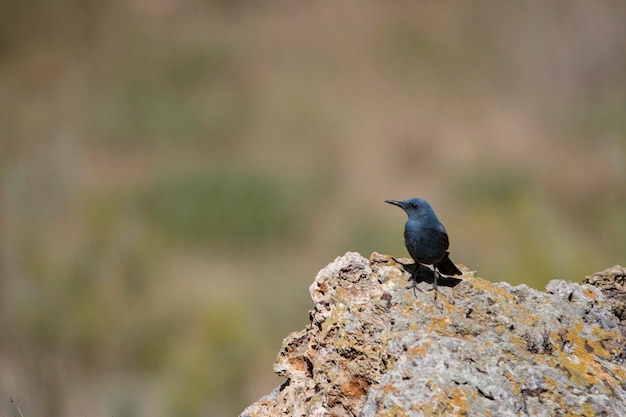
[240,253,626,417]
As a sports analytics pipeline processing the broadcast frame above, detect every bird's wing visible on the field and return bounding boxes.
[435,223,449,248]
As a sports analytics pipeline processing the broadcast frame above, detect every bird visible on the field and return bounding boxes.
[385,197,461,302]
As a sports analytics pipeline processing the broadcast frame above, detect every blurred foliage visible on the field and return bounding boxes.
[0,2,625,417]
[109,41,251,146]
[451,167,533,207]
[345,216,402,260]
[560,99,626,142]
[166,304,252,417]
[136,169,305,247]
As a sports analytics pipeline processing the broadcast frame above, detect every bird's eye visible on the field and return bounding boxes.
[411,203,418,209]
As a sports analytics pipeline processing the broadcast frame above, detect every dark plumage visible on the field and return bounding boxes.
[386,197,461,300]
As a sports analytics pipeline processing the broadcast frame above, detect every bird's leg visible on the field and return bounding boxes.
[394,258,424,296]
[432,266,438,302]
[432,266,443,310]
[407,277,424,296]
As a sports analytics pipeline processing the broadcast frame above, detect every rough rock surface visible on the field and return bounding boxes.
[240,253,626,417]
[584,265,626,333]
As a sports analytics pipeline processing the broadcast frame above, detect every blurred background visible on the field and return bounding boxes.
[1,1,625,416]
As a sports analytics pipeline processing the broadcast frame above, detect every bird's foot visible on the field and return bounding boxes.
[429,287,446,310]
[405,279,424,297]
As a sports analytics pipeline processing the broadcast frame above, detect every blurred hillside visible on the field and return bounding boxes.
[0,1,625,416]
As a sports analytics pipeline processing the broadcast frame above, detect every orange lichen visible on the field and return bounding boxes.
[522,314,541,327]
[550,347,615,392]
[383,383,398,393]
[414,387,469,416]
[429,316,452,331]
[448,388,469,415]
[289,357,311,374]
[386,406,410,417]
[504,372,521,395]
[581,287,597,300]
[408,340,432,357]
[339,375,370,398]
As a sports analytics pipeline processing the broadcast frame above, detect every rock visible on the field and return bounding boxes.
[240,253,626,417]
[583,265,626,330]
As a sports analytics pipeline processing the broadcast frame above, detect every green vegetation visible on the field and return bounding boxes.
[137,169,304,247]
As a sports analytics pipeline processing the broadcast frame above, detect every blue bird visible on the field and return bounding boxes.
[386,197,461,301]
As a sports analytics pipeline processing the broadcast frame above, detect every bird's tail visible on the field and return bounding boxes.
[436,252,462,276]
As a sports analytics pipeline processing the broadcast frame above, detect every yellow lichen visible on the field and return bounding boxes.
[581,401,596,416]
[471,277,517,302]
[448,388,469,415]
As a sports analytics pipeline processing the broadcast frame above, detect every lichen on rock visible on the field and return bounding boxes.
[241,253,626,417]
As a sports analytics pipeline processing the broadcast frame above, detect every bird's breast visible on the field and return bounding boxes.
[403,225,449,264]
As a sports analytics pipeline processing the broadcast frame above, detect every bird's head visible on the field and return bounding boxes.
[385,197,434,219]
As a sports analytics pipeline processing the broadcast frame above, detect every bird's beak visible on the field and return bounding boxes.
[385,200,404,208]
